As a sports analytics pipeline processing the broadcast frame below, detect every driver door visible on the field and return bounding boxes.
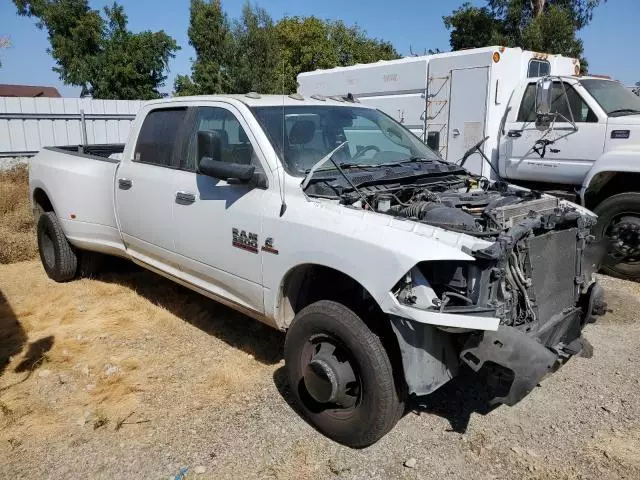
[170,104,268,314]
[501,81,605,185]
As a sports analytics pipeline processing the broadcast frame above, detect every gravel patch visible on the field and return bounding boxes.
[1,262,638,479]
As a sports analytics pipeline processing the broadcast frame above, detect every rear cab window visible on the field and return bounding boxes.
[134,108,188,168]
[527,59,550,78]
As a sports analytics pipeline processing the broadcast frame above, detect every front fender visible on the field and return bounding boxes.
[263,199,494,329]
[580,147,640,203]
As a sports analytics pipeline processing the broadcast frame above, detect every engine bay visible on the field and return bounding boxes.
[339,176,564,237]
[304,162,600,329]
[334,175,597,330]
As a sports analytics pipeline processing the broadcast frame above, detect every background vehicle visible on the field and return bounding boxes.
[29,94,605,447]
[298,47,640,279]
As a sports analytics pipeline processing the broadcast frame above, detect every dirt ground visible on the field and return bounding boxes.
[1,260,639,480]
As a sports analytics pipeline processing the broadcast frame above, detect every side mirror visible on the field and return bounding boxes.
[197,130,222,164]
[199,157,255,182]
[535,78,553,117]
[196,130,267,188]
[426,131,440,151]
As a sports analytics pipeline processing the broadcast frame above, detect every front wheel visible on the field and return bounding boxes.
[593,192,640,280]
[284,300,404,448]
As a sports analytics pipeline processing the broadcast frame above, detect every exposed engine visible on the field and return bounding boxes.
[351,180,560,236]
[340,179,600,330]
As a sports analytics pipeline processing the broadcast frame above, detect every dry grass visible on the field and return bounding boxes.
[0,260,282,444]
[0,166,37,264]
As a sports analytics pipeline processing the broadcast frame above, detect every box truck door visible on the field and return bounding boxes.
[446,67,489,175]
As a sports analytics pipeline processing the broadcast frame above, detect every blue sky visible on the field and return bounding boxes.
[1,0,638,97]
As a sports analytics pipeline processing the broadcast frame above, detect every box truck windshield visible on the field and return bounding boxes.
[580,79,640,116]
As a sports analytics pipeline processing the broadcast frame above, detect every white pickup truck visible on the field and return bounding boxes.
[29,94,606,447]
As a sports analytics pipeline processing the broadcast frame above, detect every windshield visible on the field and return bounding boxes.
[250,105,441,176]
[580,79,640,116]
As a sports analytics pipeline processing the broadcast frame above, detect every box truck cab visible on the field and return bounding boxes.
[298,47,640,279]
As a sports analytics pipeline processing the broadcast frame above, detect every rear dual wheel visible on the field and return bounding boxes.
[285,300,404,448]
[37,212,103,282]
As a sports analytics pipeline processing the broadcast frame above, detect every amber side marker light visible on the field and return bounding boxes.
[492,52,501,63]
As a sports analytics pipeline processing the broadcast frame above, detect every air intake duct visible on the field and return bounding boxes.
[389,201,477,231]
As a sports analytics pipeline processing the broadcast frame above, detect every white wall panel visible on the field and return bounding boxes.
[0,97,142,156]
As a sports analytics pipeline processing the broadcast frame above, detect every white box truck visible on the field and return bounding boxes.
[298,47,640,280]
[298,47,577,173]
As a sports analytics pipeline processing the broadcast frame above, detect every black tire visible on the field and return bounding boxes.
[77,250,105,278]
[37,212,78,282]
[284,300,403,448]
[593,192,640,280]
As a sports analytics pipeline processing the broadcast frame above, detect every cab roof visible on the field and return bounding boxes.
[147,93,371,108]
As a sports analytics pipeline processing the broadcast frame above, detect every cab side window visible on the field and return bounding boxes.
[517,82,597,123]
[134,108,187,168]
[184,107,255,171]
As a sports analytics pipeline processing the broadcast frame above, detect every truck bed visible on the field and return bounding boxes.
[46,143,125,162]
[29,144,126,257]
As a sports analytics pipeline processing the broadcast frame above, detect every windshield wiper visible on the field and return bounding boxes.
[300,141,349,189]
[300,141,373,209]
[312,162,369,172]
[608,108,640,116]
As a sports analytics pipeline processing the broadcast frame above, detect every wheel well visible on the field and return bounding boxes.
[279,264,405,389]
[585,171,640,210]
[33,188,54,215]
[279,265,381,325]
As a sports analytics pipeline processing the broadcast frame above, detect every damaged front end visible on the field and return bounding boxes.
[307,162,607,405]
[391,202,607,405]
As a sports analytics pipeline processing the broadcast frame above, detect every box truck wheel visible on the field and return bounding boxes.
[284,300,404,448]
[594,192,640,280]
[37,212,78,282]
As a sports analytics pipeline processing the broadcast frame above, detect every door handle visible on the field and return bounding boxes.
[452,128,461,137]
[507,130,522,138]
[118,178,132,190]
[175,191,196,205]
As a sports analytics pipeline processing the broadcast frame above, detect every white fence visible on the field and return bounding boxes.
[0,97,143,157]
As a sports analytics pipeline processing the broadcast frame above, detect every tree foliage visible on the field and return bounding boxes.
[228,3,280,94]
[185,0,232,95]
[175,1,400,95]
[13,0,179,99]
[443,1,605,68]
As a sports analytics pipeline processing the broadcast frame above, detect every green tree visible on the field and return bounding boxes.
[177,1,400,95]
[174,0,232,95]
[227,3,280,94]
[443,4,502,50]
[443,1,605,67]
[13,0,178,99]
[275,16,400,92]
